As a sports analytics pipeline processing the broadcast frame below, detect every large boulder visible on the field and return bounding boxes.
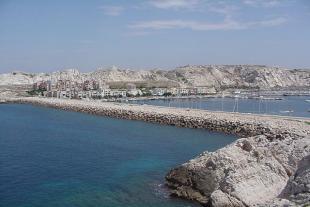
[166,135,310,206]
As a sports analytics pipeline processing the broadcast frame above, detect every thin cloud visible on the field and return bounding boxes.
[99,6,124,16]
[208,4,239,17]
[252,17,287,27]
[129,17,286,31]
[148,0,201,10]
[243,0,281,8]
[124,31,152,37]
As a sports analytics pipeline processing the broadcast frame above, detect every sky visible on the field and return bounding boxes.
[0,0,309,73]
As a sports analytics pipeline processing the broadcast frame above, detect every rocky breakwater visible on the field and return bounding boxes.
[6,97,310,206]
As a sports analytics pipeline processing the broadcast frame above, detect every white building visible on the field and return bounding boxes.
[100,89,126,97]
[111,90,127,97]
[196,87,217,95]
[127,89,143,96]
[178,88,190,96]
[151,88,167,96]
[167,88,178,96]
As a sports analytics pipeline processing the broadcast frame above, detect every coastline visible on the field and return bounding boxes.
[4,97,310,206]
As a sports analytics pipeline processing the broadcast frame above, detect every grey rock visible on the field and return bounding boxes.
[279,155,310,205]
[166,135,310,206]
[1,65,309,90]
[210,190,245,207]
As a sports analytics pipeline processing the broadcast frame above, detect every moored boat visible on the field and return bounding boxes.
[280,110,294,113]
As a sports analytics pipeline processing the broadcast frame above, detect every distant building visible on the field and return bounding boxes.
[151,88,167,96]
[46,80,52,91]
[178,88,189,96]
[127,89,143,96]
[100,89,127,98]
[167,88,178,96]
[33,81,49,91]
[110,90,127,97]
[196,86,217,95]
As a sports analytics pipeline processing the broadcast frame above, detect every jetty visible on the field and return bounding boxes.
[5,97,308,136]
[4,97,310,206]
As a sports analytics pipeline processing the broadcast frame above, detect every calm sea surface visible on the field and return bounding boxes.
[130,96,310,118]
[0,104,236,207]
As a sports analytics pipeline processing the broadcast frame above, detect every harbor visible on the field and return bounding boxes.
[127,95,310,118]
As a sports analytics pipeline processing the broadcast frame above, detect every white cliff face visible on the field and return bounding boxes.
[86,68,170,83]
[0,72,38,85]
[0,69,81,85]
[167,65,310,89]
[0,65,309,89]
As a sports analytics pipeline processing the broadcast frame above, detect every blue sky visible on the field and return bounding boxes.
[0,0,309,73]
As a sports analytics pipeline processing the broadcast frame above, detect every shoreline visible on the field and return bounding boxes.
[3,97,310,206]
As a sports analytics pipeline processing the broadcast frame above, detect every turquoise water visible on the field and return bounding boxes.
[130,96,310,118]
[0,104,236,207]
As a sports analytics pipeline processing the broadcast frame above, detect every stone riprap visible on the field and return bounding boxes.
[5,97,310,206]
[6,97,309,137]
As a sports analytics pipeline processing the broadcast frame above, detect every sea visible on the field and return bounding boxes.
[0,104,236,207]
[129,96,310,118]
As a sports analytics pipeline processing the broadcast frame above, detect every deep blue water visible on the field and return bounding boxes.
[130,96,310,118]
[0,104,236,207]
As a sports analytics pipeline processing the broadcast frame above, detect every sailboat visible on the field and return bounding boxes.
[280,110,294,113]
[233,95,239,112]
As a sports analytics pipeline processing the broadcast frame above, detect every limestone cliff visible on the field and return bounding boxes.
[0,65,309,89]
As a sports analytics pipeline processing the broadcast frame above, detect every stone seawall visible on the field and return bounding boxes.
[5,97,310,206]
[6,97,308,138]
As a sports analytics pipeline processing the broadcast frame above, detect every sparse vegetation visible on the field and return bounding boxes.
[27,89,45,96]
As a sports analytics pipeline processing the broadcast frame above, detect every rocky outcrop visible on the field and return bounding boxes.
[1,65,309,90]
[166,135,310,206]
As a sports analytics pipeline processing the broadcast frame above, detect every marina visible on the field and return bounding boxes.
[128,95,310,118]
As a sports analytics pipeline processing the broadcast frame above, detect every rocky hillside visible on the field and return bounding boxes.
[0,65,309,90]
